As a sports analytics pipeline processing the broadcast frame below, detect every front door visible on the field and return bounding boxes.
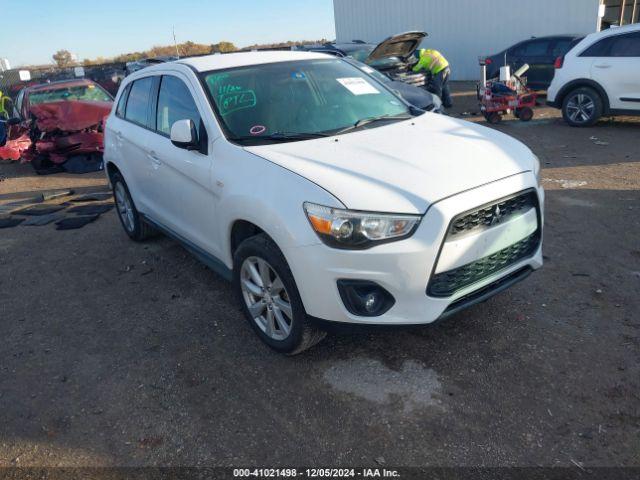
[145,73,220,257]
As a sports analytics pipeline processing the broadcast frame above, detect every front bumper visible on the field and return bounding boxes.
[285,173,544,325]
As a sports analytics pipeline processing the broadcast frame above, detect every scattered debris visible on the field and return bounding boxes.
[22,213,66,226]
[543,178,588,189]
[13,204,66,216]
[0,217,24,228]
[71,192,113,203]
[55,214,100,230]
[67,204,113,215]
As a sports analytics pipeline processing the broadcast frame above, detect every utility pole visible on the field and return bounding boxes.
[632,0,638,23]
[619,0,626,25]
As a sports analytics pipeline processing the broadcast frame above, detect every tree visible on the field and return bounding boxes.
[52,49,74,68]
[210,41,238,54]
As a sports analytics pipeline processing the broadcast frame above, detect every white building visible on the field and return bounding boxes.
[333,0,605,80]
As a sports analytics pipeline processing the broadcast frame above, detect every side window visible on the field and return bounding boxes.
[115,84,131,118]
[522,40,551,56]
[155,75,202,136]
[551,39,573,57]
[581,36,616,57]
[124,77,154,127]
[609,32,640,57]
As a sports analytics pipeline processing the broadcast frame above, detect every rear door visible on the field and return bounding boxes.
[509,38,554,88]
[586,31,640,110]
[117,76,158,214]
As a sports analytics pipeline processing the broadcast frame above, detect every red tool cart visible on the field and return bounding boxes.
[477,61,537,124]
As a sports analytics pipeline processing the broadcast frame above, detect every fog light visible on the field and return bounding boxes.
[364,293,378,313]
[337,280,395,317]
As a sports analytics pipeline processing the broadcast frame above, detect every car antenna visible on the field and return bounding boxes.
[173,26,181,58]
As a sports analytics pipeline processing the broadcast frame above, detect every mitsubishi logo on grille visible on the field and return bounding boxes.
[490,205,503,226]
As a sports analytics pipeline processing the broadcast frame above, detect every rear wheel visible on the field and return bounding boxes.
[485,111,502,124]
[517,106,534,122]
[111,172,155,241]
[562,87,603,127]
[233,233,326,355]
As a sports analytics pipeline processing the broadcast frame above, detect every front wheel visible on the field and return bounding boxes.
[233,234,326,355]
[562,87,603,127]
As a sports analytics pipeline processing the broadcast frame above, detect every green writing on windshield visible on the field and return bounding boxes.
[218,89,257,116]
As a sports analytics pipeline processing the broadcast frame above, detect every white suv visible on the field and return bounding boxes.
[548,24,640,127]
[105,51,544,354]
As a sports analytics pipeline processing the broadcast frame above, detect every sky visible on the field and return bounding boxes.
[2,0,336,67]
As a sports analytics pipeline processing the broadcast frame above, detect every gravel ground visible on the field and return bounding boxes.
[0,83,639,469]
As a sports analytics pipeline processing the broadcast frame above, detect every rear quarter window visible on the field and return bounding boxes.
[115,84,131,118]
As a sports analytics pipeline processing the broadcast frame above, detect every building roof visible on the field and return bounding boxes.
[177,51,332,72]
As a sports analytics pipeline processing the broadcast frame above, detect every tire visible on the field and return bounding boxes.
[233,233,326,355]
[518,106,534,122]
[562,87,603,127]
[111,172,155,241]
[487,112,502,124]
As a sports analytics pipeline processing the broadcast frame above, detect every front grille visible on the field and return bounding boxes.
[427,231,541,298]
[449,190,537,237]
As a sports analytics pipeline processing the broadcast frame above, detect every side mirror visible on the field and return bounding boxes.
[170,119,199,150]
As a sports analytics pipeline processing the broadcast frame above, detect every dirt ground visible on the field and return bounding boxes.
[0,82,639,470]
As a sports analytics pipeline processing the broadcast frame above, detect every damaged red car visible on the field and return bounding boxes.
[0,79,113,173]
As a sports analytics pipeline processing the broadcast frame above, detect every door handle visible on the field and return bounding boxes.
[147,150,162,167]
[594,64,611,69]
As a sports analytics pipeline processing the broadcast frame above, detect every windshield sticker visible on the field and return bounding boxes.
[249,125,267,136]
[291,71,306,79]
[336,77,380,96]
[218,89,257,116]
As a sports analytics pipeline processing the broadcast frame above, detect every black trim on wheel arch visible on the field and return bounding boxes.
[141,214,233,281]
[556,79,610,113]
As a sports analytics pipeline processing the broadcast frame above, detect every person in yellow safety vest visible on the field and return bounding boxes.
[412,49,453,109]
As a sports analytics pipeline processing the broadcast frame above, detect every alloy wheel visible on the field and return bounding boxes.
[566,93,595,124]
[240,256,293,341]
[114,182,135,233]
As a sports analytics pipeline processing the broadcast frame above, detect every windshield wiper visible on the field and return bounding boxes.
[335,113,414,135]
[229,131,330,143]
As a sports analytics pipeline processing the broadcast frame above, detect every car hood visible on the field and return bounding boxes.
[29,100,112,132]
[365,31,427,63]
[245,114,535,214]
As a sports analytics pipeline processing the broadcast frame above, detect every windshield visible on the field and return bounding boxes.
[340,45,375,62]
[29,84,112,106]
[203,59,410,145]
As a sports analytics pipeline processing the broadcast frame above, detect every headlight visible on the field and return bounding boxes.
[304,202,421,250]
[533,154,542,186]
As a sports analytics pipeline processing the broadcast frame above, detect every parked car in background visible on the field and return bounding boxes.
[105,51,543,354]
[343,57,443,112]
[296,32,427,87]
[1,79,113,168]
[482,35,584,90]
[547,24,640,127]
[13,78,113,121]
[125,56,179,76]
